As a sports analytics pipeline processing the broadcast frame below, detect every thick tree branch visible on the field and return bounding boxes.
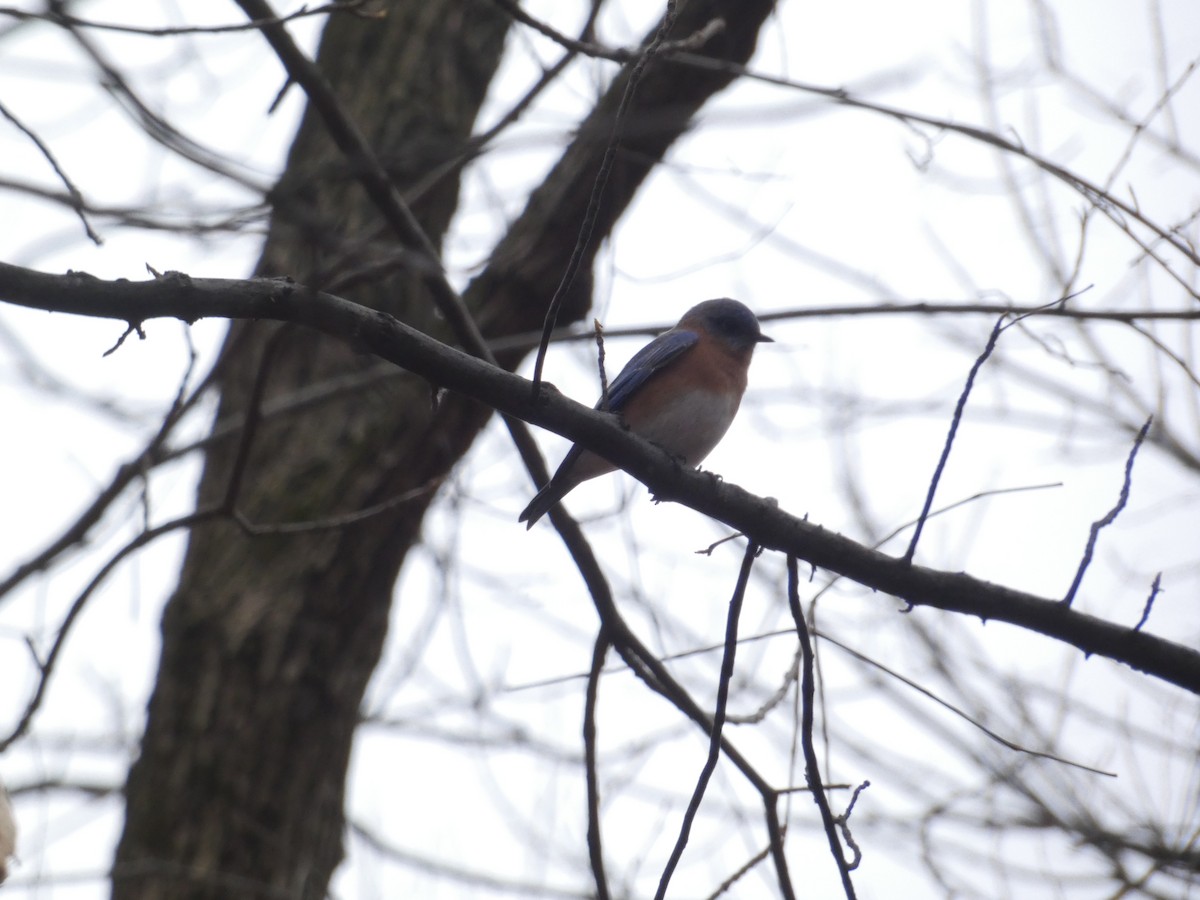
[2,261,1196,696]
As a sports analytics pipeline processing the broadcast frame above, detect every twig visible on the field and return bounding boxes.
[528,1,680,398]
[836,782,870,869]
[815,631,1116,776]
[763,789,797,900]
[101,321,146,356]
[0,506,223,752]
[655,540,762,900]
[488,0,722,65]
[584,633,611,900]
[1062,416,1153,607]
[0,324,216,602]
[232,480,441,535]
[221,326,288,509]
[0,2,374,36]
[0,98,101,244]
[593,318,609,407]
[53,1,270,193]
[705,841,774,899]
[903,314,1005,565]
[657,54,1200,271]
[1133,573,1163,631]
[786,555,857,899]
[486,298,1200,356]
[469,1,604,150]
[904,297,1077,564]
[515,609,1118,778]
[535,457,797,900]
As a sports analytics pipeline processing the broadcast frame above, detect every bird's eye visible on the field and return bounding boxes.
[717,313,750,334]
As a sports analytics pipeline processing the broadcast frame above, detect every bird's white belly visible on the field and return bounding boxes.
[631,389,740,466]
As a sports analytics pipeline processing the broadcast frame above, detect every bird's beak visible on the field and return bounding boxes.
[757,333,774,343]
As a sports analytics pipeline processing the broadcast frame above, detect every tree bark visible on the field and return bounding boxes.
[113,1,777,897]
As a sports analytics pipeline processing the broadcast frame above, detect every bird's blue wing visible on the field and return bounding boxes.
[603,330,698,411]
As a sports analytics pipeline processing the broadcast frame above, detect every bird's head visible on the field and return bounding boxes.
[684,298,773,353]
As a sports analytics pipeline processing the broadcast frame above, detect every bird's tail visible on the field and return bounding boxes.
[518,482,559,529]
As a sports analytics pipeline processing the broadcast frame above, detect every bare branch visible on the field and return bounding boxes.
[528,0,682,395]
[584,633,610,900]
[786,555,857,898]
[1,261,1197,694]
[905,299,1076,564]
[0,2,374,36]
[1062,416,1154,607]
[656,540,765,900]
[0,98,101,244]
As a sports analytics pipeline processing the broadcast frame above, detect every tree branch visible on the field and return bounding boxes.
[1,262,1196,696]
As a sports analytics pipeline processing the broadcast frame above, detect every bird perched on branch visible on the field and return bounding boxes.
[520,298,772,528]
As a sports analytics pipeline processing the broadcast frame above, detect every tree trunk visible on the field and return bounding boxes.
[113,1,776,897]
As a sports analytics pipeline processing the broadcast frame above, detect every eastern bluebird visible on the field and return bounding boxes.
[519,298,772,528]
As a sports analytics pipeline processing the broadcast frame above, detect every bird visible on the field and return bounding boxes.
[519,298,772,528]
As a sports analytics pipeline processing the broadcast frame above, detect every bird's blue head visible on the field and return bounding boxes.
[685,298,773,352]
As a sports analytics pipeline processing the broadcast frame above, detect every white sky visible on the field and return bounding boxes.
[0,0,1198,897]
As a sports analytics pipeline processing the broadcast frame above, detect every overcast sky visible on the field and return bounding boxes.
[1,1,1197,896]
